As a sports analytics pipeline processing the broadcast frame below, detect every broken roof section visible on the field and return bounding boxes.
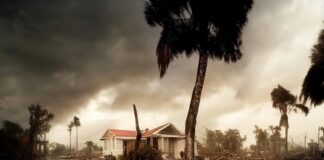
[100,122,185,140]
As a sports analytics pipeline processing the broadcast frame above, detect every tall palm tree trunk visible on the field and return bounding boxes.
[29,129,36,158]
[69,131,72,155]
[285,127,288,153]
[44,133,47,156]
[76,127,78,154]
[185,53,208,160]
[133,104,142,160]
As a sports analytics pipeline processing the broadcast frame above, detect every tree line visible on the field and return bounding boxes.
[0,104,54,160]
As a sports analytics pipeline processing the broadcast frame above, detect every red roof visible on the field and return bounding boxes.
[100,123,179,140]
[109,129,137,137]
[100,129,137,140]
[142,123,170,137]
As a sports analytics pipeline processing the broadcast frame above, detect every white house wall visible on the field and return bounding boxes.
[102,137,123,157]
[158,138,163,152]
[175,139,185,159]
[104,137,198,158]
[115,139,123,156]
[103,139,112,155]
[164,138,169,153]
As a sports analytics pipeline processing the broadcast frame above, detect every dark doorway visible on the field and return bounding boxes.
[153,138,158,149]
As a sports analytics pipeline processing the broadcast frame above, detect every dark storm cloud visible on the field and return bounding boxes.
[0,0,161,125]
[0,0,323,139]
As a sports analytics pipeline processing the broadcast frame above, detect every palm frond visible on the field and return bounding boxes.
[271,85,296,108]
[144,0,188,27]
[73,116,81,126]
[144,0,254,77]
[156,24,196,77]
[310,29,324,65]
[293,103,309,115]
[156,34,174,77]
[321,137,324,144]
[300,28,324,106]
[300,62,324,106]
[204,0,253,62]
[320,127,324,132]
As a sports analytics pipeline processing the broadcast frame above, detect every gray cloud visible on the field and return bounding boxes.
[0,0,323,146]
[0,0,159,124]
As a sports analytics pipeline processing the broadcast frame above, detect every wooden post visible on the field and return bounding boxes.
[291,137,294,151]
[133,104,142,160]
[161,137,164,153]
[318,127,320,145]
[305,134,307,151]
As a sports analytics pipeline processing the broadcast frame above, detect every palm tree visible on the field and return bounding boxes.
[253,126,270,155]
[269,125,281,154]
[68,121,73,155]
[85,141,94,156]
[319,126,324,144]
[144,1,253,159]
[271,85,309,153]
[223,129,246,153]
[300,27,324,106]
[73,116,80,153]
[205,129,224,154]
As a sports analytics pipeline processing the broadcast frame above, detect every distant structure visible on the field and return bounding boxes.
[100,122,197,159]
[308,140,319,155]
[34,134,49,158]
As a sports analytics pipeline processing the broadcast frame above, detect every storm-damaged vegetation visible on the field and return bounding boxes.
[0,104,54,160]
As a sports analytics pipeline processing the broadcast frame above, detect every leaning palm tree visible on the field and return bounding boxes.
[68,121,74,155]
[144,1,253,159]
[73,116,81,153]
[300,27,324,106]
[271,85,309,153]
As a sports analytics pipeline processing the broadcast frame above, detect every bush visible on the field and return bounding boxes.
[104,154,117,160]
[117,155,127,160]
[136,146,163,160]
[122,146,163,160]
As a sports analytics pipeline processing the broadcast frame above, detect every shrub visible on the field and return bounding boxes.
[104,154,117,160]
[136,146,163,160]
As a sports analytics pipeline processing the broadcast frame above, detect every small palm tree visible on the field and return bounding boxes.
[271,85,309,153]
[319,126,324,144]
[73,116,81,153]
[269,125,281,154]
[144,1,254,159]
[223,129,246,153]
[68,121,73,155]
[300,27,324,106]
[253,126,270,155]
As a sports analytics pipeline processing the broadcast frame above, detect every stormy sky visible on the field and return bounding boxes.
[0,0,324,147]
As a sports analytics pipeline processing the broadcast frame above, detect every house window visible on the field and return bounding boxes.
[104,141,107,150]
[147,138,151,146]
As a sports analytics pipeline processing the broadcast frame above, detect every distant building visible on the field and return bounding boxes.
[100,122,197,159]
[308,141,319,154]
[319,143,324,150]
